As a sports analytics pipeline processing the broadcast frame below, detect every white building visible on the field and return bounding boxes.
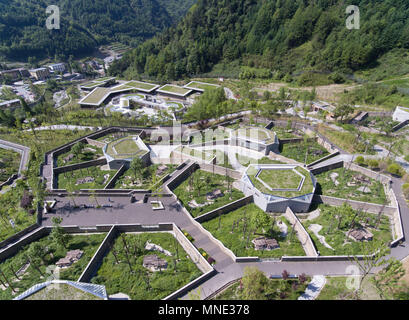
[393,106,409,122]
[49,63,66,73]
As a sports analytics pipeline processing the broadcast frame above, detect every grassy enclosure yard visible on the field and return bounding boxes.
[57,166,117,190]
[91,233,202,300]
[201,204,305,258]
[173,169,244,218]
[0,233,105,300]
[315,167,387,204]
[279,141,329,164]
[0,147,20,183]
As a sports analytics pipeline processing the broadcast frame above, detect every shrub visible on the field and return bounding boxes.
[298,273,307,284]
[207,257,216,265]
[367,159,379,169]
[282,270,289,280]
[404,188,409,201]
[405,155,409,162]
[20,190,33,209]
[387,163,404,177]
[355,156,366,166]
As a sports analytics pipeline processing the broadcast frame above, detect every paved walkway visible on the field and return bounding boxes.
[298,275,326,300]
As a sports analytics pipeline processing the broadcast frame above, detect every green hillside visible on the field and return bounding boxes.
[0,0,196,61]
[109,0,409,83]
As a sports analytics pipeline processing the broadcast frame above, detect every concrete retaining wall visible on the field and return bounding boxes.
[104,164,127,189]
[54,158,108,175]
[284,207,318,257]
[195,196,254,223]
[307,151,340,168]
[310,161,344,175]
[199,163,242,180]
[268,151,302,166]
[0,227,49,263]
[78,225,119,283]
[0,223,40,250]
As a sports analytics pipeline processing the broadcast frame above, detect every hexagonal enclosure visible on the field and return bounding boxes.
[241,164,317,213]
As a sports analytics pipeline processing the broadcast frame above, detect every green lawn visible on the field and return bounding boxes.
[214,277,309,300]
[202,204,306,258]
[279,141,329,164]
[126,81,158,91]
[91,233,202,300]
[106,136,147,160]
[57,166,117,190]
[185,81,220,91]
[0,147,20,183]
[302,204,392,256]
[173,169,244,218]
[0,233,105,300]
[233,127,276,144]
[235,154,284,167]
[258,168,303,190]
[172,146,214,162]
[315,167,387,204]
[80,88,111,104]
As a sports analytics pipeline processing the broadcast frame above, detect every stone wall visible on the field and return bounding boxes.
[85,138,107,149]
[307,151,340,168]
[284,207,318,257]
[0,223,40,250]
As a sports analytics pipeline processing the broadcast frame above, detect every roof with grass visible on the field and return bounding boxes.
[104,135,149,161]
[231,127,277,145]
[157,85,193,97]
[244,164,316,199]
[80,77,116,90]
[184,81,221,92]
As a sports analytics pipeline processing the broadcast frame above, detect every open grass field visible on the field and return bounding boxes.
[173,169,244,218]
[315,167,387,204]
[90,233,202,300]
[202,204,305,258]
[0,147,20,183]
[317,276,380,300]
[0,233,105,300]
[302,204,392,256]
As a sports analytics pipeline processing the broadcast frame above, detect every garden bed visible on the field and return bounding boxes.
[57,166,117,190]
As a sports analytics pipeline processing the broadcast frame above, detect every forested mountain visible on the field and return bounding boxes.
[109,0,409,82]
[0,0,196,61]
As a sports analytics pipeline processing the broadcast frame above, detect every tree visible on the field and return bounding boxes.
[50,216,72,249]
[371,258,405,300]
[250,211,271,233]
[71,142,84,161]
[334,104,354,122]
[241,267,268,300]
[130,157,144,183]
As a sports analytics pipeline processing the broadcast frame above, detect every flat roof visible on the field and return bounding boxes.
[79,80,161,106]
[184,81,220,92]
[80,77,116,89]
[157,85,193,97]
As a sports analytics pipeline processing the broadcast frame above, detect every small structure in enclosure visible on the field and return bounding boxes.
[56,250,84,268]
[143,255,168,272]
[348,228,374,242]
[252,237,280,251]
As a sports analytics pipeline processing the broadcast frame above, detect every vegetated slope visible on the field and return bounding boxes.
[109,0,409,82]
[0,0,196,61]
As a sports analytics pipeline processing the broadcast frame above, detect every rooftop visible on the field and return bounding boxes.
[157,85,193,97]
[184,81,221,92]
